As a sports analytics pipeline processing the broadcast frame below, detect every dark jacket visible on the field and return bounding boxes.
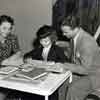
[24,44,67,63]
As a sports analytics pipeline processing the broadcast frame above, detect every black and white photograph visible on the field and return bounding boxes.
[0,0,100,100]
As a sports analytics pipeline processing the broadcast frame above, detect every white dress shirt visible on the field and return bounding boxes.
[42,44,52,61]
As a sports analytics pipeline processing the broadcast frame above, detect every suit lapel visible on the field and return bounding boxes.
[74,31,83,64]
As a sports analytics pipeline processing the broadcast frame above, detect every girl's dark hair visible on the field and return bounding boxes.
[0,15,14,26]
[61,15,80,29]
[36,25,57,42]
[33,25,57,48]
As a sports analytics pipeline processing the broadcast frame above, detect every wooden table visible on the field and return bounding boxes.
[0,70,72,100]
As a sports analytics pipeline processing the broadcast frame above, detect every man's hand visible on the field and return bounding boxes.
[46,63,65,73]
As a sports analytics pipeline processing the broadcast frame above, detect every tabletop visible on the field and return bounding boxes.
[0,70,72,96]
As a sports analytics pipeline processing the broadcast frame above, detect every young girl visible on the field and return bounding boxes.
[23,25,68,100]
[24,25,67,65]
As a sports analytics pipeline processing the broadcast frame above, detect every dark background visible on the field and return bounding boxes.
[52,0,100,41]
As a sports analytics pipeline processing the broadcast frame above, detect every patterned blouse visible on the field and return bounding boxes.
[0,34,20,63]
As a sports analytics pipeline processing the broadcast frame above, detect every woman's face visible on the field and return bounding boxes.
[40,36,52,48]
[0,22,12,37]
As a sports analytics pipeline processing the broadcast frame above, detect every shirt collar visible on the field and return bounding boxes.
[73,29,80,46]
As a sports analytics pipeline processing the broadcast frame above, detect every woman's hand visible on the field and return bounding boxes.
[8,51,22,61]
[1,58,10,65]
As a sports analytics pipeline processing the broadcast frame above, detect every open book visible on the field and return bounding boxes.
[0,65,19,75]
[16,67,48,80]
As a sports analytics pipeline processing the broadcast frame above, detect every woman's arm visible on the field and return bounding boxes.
[1,34,23,65]
[1,51,23,66]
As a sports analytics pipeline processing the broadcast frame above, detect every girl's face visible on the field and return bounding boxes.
[0,22,12,37]
[40,36,52,48]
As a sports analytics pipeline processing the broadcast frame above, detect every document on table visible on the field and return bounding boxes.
[0,66,19,75]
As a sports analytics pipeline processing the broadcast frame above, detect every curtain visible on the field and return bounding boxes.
[78,0,100,35]
[52,0,100,38]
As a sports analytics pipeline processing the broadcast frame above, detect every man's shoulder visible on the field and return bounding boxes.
[79,31,95,44]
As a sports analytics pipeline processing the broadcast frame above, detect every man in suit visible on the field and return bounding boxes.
[60,15,100,100]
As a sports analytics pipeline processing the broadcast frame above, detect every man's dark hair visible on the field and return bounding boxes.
[61,15,80,29]
[0,15,14,26]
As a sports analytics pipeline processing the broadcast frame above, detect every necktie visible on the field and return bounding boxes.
[70,39,75,63]
[71,39,81,64]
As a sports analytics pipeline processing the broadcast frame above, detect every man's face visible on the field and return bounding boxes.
[40,36,51,48]
[0,22,12,37]
[61,25,76,39]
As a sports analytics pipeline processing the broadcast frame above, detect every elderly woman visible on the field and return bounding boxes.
[0,15,21,100]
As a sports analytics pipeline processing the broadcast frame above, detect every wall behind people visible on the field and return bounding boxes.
[0,0,52,53]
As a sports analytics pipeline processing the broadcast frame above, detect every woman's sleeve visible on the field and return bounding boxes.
[23,50,34,60]
[11,35,20,54]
